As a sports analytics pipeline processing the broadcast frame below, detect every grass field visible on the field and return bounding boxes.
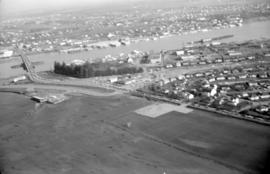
[0,93,269,174]
[118,109,270,174]
[135,103,193,118]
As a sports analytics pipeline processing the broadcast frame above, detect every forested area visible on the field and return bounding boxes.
[54,61,143,78]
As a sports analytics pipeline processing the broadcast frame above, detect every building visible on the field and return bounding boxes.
[31,95,47,103]
[216,76,225,81]
[176,50,185,56]
[70,59,86,66]
[249,95,259,101]
[109,77,118,83]
[227,51,242,57]
[239,74,248,79]
[256,106,269,113]
[181,55,199,61]
[260,94,270,99]
[176,61,181,67]
[0,50,13,59]
[12,76,27,83]
[47,95,66,104]
[227,76,236,80]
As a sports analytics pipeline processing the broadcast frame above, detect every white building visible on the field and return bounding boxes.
[210,85,218,96]
[12,76,27,83]
[71,59,86,66]
[0,50,13,59]
[176,50,185,56]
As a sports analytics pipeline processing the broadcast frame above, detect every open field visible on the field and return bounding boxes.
[0,93,269,174]
[118,109,270,174]
[135,103,193,118]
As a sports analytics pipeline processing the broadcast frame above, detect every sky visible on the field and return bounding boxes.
[0,0,264,18]
[0,0,129,17]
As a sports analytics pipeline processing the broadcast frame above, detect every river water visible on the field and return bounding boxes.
[1,20,270,78]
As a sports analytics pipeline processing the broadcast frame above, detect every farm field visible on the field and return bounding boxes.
[121,109,270,174]
[0,93,269,174]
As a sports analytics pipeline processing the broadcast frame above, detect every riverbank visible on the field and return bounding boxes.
[1,20,270,78]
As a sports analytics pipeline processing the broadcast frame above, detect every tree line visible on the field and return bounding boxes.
[54,61,143,78]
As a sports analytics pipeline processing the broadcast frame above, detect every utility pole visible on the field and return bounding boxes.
[160,50,165,67]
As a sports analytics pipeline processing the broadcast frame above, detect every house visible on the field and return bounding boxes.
[163,78,170,84]
[47,95,66,104]
[215,59,223,63]
[71,59,86,66]
[258,73,268,79]
[117,79,135,85]
[150,56,161,64]
[177,75,184,80]
[109,77,118,83]
[204,71,212,76]
[232,98,240,106]
[260,94,270,99]
[239,74,248,79]
[127,57,134,64]
[109,41,121,47]
[164,89,170,94]
[249,95,259,101]
[12,76,27,83]
[182,62,190,66]
[181,55,198,61]
[249,74,257,78]
[216,76,225,81]
[170,77,177,82]
[166,64,173,68]
[176,50,185,56]
[224,59,232,63]
[195,73,204,77]
[227,76,236,80]
[243,67,254,72]
[185,74,193,79]
[256,106,269,113]
[228,51,242,56]
[264,53,270,57]
[210,86,218,96]
[0,50,13,59]
[248,82,258,87]
[242,92,249,98]
[185,93,194,100]
[211,41,221,46]
[208,78,216,82]
[223,70,230,74]
[31,95,47,103]
[238,57,246,61]
[199,61,207,65]
[176,61,182,67]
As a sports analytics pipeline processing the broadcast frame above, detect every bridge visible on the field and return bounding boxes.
[20,54,37,81]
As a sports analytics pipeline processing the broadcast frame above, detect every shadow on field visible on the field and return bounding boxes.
[252,144,270,174]
[0,149,5,174]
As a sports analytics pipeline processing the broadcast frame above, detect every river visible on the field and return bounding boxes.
[1,20,270,78]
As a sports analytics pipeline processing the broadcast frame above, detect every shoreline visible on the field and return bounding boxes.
[1,20,270,78]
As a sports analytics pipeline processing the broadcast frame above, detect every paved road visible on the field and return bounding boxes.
[0,83,121,97]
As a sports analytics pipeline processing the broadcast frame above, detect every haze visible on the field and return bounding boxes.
[0,0,266,19]
[0,0,128,17]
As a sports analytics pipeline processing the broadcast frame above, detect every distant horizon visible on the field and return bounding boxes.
[0,0,132,18]
[0,0,268,19]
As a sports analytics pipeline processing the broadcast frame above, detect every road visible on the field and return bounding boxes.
[12,51,125,96]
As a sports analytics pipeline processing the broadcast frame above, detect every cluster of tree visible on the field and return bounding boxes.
[140,55,150,64]
[54,61,143,78]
